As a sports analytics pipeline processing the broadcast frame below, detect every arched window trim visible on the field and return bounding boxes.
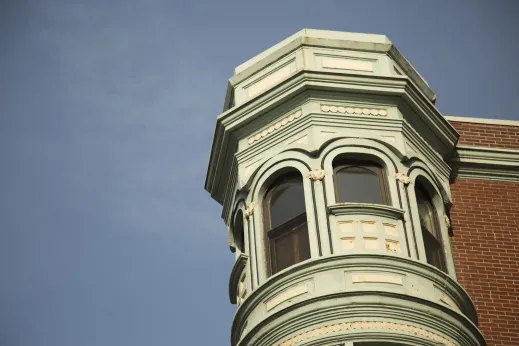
[332,158,391,205]
[320,139,403,208]
[408,169,455,277]
[233,209,245,254]
[248,156,319,285]
[415,182,447,272]
[262,171,310,276]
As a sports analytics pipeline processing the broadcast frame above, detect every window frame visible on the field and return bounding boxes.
[262,173,310,276]
[233,209,245,253]
[415,183,447,272]
[332,160,390,205]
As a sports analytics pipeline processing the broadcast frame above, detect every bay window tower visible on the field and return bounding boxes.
[205,29,486,346]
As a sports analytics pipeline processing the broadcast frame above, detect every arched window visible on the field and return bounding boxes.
[263,173,310,275]
[416,184,446,272]
[333,159,388,204]
[234,210,245,253]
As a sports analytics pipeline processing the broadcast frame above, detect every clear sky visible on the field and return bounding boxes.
[1,1,518,345]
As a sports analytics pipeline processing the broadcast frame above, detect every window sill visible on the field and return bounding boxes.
[328,203,405,220]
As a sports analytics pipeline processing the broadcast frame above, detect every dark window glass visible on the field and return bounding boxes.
[269,180,305,228]
[334,163,387,204]
[416,186,447,272]
[264,174,310,275]
[234,210,244,253]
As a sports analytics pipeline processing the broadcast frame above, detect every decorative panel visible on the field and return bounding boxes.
[338,221,354,233]
[351,273,404,285]
[265,282,309,311]
[329,204,407,257]
[361,221,377,233]
[246,61,296,98]
[340,237,356,250]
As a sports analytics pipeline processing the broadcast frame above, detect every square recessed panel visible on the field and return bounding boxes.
[386,240,401,254]
[339,221,354,233]
[361,221,377,233]
[364,237,379,250]
[383,223,398,236]
[341,237,356,250]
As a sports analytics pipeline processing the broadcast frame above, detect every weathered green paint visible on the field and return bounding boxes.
[205,29,487,346]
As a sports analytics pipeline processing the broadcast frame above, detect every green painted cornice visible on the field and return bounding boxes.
[227,29,435,105]
[232,254,482,346]
[452,145,519,182]
[205,69,458,204]
[446,115,519,127]
[328,203,405,219]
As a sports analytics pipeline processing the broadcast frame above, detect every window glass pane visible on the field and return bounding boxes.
[264,174,310,276]
[416,189,439,239]
[416,185,446,272]
[336,167,384,204]
[422,228,446,271]
[273,231,296,273]
[272,221,310,273]
[294,223,311,263]
[269,180,305,229]
[234,210,244,253]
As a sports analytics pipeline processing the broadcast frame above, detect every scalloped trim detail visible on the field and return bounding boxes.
[280,321,455,346]
[321,104,387,116]
[248,110,303,145]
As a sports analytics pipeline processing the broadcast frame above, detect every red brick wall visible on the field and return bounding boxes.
[450,164,519,343]
[450,121,519,150]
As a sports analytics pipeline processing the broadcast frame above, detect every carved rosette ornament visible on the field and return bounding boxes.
[307,169,327,182]
[245,203,254,218]
[394,172,411,186]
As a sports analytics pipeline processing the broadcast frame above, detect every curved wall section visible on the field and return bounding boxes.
[232,255,482,346]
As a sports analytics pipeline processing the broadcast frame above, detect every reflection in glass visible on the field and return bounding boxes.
[334,164,386,204]
[234,210,244,253]
[416,185,447,272]
[264,174,310,275]
[269,180,305,228]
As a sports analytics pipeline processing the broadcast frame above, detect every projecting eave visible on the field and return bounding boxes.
[206,70,458,205]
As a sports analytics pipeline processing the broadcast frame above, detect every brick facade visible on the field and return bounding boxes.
[450,120,519,150]
[449,120,519,346]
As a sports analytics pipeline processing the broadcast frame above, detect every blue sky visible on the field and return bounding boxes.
[0,1,518,345]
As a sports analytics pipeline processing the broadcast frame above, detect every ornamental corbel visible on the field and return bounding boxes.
[307,169,327,182]
[394,172,411,186]
[245,203,254,218]
[445,215,451,228]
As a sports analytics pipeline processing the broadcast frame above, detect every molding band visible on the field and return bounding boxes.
[446,115,519,127]
[248,109,303,145]
[452,146,519,182]
[328,203,405,220]
[280,321,455,346]
[320,104,388,117]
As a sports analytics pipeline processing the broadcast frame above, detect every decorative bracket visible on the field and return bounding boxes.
[445,215,451,228]
[394,172,411,186]
[245,203,254,218]
[307,169,327,182]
